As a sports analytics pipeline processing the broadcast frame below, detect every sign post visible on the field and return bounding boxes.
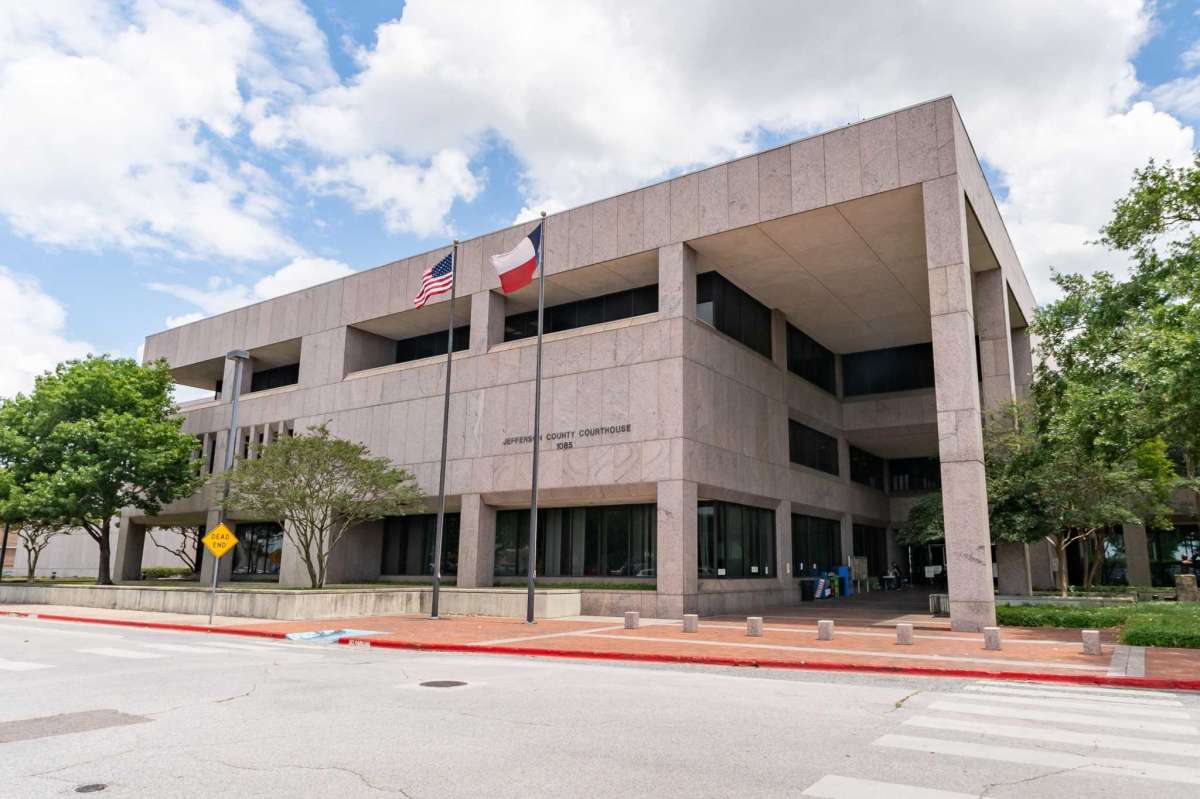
[201,522,238,625]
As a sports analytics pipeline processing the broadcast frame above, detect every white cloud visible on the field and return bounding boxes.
[0,267,93,398]
[150,256,355,326]
[1151,75,1200,119]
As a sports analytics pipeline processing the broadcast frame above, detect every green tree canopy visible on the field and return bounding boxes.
[221,423,424,588]
[0,356,201,584]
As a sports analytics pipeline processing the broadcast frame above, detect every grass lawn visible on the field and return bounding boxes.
[997,602,1200,648]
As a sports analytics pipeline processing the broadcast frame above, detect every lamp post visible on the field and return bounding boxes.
[208,349,250,624]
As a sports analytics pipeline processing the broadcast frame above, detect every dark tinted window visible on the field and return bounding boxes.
[696,271,772,359]
[381,514,459,576]
[888,457,941,492]
[786,323,836,393]
[697,500,776,579]
[792,514,842,575]
[853,523,889,578]
[249,363,299,392]
[842,342,934,396]
[849,445,886,490]
[504,284,657,342]
[232,522,283,575]
[789,420,840,476]
[494,504,656,578]
[395,325,469,364]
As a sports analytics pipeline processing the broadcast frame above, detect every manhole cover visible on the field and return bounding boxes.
[75,785,107,794]
[420,680,467,688]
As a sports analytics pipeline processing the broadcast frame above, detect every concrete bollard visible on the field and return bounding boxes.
[983,626,1001,651]
[746,616,764,637]
[1082,629,1102,656]
[682,614,699,633]
[624,611,639,630]
[817,619,834,641]
[896,623,914,645]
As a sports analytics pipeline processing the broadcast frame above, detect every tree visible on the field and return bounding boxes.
[0,356,202,585]
[14,520,70,582]
[221,424,424,588]
[146,525,201,573]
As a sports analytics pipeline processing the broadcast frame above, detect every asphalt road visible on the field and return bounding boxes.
[1,616,1198,798]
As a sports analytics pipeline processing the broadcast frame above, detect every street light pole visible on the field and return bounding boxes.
[0,520,9,583]
[208,349,250,624]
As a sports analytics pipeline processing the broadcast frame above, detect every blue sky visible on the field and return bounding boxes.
[2,1,1199,399]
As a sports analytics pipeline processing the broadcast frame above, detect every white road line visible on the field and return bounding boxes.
[973,680,1177,700]
[578,633,1110,672]
[947,691,1189,719]
[961,684,1183,707]
[194,641,287,652]
[0,658,53,671]
[78,647,167,660]
[140,643,230,655]
[904,715,1200,757]
[801,774,977,799]
[928,700,1198,736]
[472,625,626,646]
[875,733,1200,786]
[0,622,127,640]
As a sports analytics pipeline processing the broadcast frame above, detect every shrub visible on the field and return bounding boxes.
[996,604,1134,629]
[998,602,1200,648]
[141,566,193,580]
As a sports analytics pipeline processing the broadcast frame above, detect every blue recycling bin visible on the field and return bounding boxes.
[838,566,852,597]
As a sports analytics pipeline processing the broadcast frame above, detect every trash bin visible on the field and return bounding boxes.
[799,578,816,602]
[837,566,852,597]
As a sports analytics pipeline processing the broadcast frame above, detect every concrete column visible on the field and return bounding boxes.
[278,525,309,587]
[656,479,698,617]
[198,509,234,585]
[470,290,506,355]
[219,354,253,401]
[770,309,788,371]
[923,175,996,631]
[776,498,792,583]
[839,513,853,569]
[995,541,1032,596]
[456,493,496,587]
[323,519,384,584]
[1123,524,1153,587]
[973,268,1016,415]
[1029,538,1057,591]
[113,515,147,581]
[657,243,697,321]
[1012,328,1034,400]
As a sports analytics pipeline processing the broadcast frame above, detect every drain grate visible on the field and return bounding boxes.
[420,680,467,688]
[75,785,107,793]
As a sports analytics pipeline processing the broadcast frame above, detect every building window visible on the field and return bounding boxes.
[788,420,840,476]
[504,284,657,342]
[842,342,934,396]
[698,500,776,579]
[792,513,842,576]
[381,514,459,576]
[849,445,886,490]
[888,457,941,492]
[696,271,772,359]
[786,323,836,393]
[395,325,470,364]
[494,504,656,578]
[232,522,283,576]
[249,363,299,393]
[853,523,889,579]
[1148,524,1200,587]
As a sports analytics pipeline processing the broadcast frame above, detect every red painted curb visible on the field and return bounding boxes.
[335,635,1200,692]
[0,610,287,640]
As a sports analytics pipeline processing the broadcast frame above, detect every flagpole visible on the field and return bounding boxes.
[431,241,459,620]
[526,212,547,624]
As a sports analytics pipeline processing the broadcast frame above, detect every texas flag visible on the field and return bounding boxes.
[490,222,542,294]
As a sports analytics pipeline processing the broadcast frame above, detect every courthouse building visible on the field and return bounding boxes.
[116,96,1042,632]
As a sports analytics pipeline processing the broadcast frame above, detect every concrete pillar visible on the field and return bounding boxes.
[682,614,699,632]
[770,309,788,371]
[219,353,253,401]
[1123,524,1153,587]
[657,243,697,321]
[656,479,698,617]
[995,541,1032,596]
[897,623,914,645]
[470,290,506,355]
[983,626,1001,650]
[1012,328,1034,400]
[278,525,309,587]
[746,617,764,637]
[323,519,384,584]
[113,515,147,581]
[923,175,996,632]
[1029,538,1056,591]
[198,509,234,585]
[776,498,793,583]
[1082,629,1102,655]
[624,611,640,629]
[817,619,834,640]
[456,493,496,588]
[839,513,853,571]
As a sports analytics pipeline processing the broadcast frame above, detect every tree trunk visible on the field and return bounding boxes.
[1056,532,1069,598]
[96,518,113,586]
[26,546,37,582]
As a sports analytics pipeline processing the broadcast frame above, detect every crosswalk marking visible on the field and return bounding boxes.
[961,683,1183,707]
[875,733,1200,786]
[903,715,1200,757]
[78,647,167,660]
[0,658,54,671]
[927,699,1198,735]
[949,691,1190,719]
[801,775,977,799]
[977,680,1177,700]
[140,643,231,655]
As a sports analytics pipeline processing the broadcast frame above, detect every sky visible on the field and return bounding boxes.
[2,0,1200,401]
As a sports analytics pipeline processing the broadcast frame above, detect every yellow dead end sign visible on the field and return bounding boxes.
[202,522,239,559]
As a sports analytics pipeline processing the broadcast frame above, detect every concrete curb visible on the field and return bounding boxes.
[334,635,1200,692]
[0,610,288,640]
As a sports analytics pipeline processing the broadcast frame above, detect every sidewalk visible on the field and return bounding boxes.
[6,602,1199,689]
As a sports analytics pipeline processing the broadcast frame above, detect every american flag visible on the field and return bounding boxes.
[413,252,455,308]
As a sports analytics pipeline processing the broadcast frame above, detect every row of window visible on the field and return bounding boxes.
[395,325,470,365]
[788,419,941,494]
[493,504,657,578]
[504,284,658,342]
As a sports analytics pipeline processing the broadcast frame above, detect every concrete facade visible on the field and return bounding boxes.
[118,97,1040,631]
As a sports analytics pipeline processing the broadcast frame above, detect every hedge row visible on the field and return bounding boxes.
[996,602,1200,649]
